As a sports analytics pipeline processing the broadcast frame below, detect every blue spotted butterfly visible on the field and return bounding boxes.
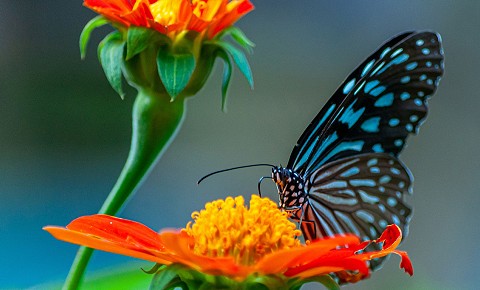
[270,31,443,269]
[200,31,443,270]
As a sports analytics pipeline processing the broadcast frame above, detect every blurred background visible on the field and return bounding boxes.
[1,1,479,289]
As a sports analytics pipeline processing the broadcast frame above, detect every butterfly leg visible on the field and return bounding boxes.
[288,209,315,226]
[257,176,270,197]
[283,206,304,231]
[298,206,306,229]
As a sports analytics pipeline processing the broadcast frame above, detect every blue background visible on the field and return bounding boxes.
[1,1,479,289]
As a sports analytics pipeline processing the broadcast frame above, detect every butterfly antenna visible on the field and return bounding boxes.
[197,164,275,185]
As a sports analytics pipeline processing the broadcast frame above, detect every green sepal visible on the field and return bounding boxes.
[149,263,338,290]
[216,26,255,54]
[150,264,239,290]
[150,264,202,290]
[126,27,171,60]
[287,275,340,290]
[216,49,233,111]
[214,41,254,89]
[150,264,186,290]
[142,263,164,274]
[80,16,109,59]
[156,48,196,100]
[179,44,217,98]
[243,275,290,289]
[98,31,126,98]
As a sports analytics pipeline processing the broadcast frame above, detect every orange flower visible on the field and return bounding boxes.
[83,0,254,38]
[44,196,412,284]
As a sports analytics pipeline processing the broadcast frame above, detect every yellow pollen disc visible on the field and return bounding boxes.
[185,195,302,265]
[149,0,182,26]
[191,0,223,21]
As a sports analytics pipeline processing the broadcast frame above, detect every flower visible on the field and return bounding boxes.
[83,0,254,39]
[68,2,254,288]
[44,195,413,288]
[81,0,254,102]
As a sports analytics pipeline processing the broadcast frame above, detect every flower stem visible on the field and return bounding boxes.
[63,89,186,290]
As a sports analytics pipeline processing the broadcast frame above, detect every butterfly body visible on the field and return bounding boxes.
[272,166,307,211]
[270,31,443,253]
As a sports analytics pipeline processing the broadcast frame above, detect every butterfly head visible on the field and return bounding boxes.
[271,166,307,212]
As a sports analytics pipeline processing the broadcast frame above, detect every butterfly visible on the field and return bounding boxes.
[199,31,444,271]
[269,31,443,270]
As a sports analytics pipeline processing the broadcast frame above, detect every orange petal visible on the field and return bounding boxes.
[353,224,413,276]
[207,0,254,37]
[43,215,184,265]
[84,0,147,27]
[376,224,402,249]
[43,226,172,265]
[66,214,164,250]
[356,224,402,261]
[285,258,369,278]
[84,0,134,11]
[256,234,360,274]
[159,231,242,276]
[394,250,414,276]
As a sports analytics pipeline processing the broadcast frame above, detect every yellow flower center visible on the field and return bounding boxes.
[149,0,183,26]
[191,0,223,21]
[185,195,302,265]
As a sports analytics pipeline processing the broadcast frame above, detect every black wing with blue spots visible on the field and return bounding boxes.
[296,153,413,272]
[288,31,444,177]
[297,153,412,243]
[284,32,443,271]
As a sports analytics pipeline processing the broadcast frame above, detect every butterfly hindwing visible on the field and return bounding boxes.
[289,31,444,176]
[296,153,412,243]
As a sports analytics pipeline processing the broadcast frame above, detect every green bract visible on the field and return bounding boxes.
[148,264,341,290]
[80,17,254,106]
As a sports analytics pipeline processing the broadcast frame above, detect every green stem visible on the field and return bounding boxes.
[63,89,186,290]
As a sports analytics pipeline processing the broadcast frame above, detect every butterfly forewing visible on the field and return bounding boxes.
[287,32,414,172]
[289,32,444,176]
